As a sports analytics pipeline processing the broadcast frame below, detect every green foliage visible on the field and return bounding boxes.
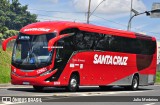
[0,48,12,83]
[156,71,160,83]
[0,30,18,39]
[0,33,3,39]
[0,26,8,34]
[0,0,37,34]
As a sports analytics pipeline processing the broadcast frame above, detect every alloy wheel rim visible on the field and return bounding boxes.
[133,78,138,89]
[70,78,77,88]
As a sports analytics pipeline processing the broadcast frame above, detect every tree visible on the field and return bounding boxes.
[0,0,38,31]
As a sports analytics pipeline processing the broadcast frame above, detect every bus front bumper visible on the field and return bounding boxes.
[11,70,65,87]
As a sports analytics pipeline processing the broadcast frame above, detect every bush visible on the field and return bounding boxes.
[0,30,19,39]
[0,33,3,39]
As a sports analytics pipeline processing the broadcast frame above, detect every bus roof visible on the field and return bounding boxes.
[20,21,156,40]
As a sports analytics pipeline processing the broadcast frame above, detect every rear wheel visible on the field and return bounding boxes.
[67,74,79,92]
[131,75,139,91]
[124,75,139,91]
[33,86,44,91]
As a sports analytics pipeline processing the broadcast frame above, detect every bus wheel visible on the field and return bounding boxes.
[33,86,44,91]
[131,75,139,91]
[99,86,112,90]
[67,74,79,92]
[125,75,139,91]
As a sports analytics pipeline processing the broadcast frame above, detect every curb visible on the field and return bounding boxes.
[0,83,32,88]
[0,83,11,87]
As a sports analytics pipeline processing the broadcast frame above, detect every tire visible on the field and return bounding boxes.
[124,75,139,91]
[67,74,79,92]
[33,86,44,91]
[99,86,112,90]
[131,75,139,91]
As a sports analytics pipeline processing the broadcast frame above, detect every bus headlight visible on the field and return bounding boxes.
[11,69,18,76]
[40,69,53,76]
[11,71,16,75]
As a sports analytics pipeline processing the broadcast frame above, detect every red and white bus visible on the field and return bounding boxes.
[2,21,157,92]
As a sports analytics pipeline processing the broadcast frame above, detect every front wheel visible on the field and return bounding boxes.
[67,74,79,92]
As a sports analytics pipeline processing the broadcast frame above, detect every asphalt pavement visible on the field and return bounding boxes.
[0,84,160,105]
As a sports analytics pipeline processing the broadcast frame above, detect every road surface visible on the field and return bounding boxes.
[0,85,160,105]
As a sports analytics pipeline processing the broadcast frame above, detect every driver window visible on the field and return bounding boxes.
[56,39,64,60]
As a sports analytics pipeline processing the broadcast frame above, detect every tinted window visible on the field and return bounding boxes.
[60,28,78,35]
[59,29,156,55]
[57,37,75,62]
[76,32,98,50]
[136,39,156,55]
[104,35,156,55]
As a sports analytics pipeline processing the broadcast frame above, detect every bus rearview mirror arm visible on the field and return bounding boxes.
[2,35,17,51]
[48,34,71,52]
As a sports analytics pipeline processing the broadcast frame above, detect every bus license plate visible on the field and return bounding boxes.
[23,82,30,85]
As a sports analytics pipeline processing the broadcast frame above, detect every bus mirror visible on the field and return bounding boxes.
[2,35,17,51]
[48,34,70,52]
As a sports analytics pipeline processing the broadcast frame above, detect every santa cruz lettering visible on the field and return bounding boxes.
[93,54,128,66]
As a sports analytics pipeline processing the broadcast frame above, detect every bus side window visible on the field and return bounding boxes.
[75,31,95,50]
[56,37,75,64]
[132,39,141,54]
[83,32,94,50]
[95,35,110,51]
[74,32,86,50]
[109,36,122,52]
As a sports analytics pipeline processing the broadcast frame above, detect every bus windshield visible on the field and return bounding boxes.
[12,33,56,69]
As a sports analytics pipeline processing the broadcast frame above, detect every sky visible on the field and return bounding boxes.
[18,0,160,39]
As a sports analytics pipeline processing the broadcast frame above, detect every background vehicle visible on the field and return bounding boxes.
[2,21,157,92]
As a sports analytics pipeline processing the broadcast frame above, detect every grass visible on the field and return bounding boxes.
[0,48,12,83]
[156,71,160,83]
